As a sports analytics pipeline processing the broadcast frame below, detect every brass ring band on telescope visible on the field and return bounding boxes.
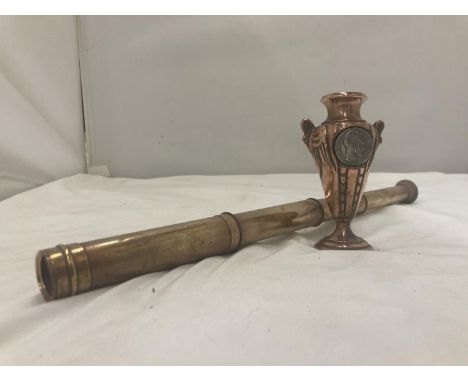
[217,212,242,253]
[35,180,418,302]
[356,195,369,216]
[305,198,325,225]
[57,244,78,296]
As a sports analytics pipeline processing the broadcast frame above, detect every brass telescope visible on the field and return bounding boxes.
[36,180,418,301]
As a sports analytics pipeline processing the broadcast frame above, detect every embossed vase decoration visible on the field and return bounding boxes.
[301,92,384,250]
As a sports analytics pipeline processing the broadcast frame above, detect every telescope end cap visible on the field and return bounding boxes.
[396,179,418,204]
[35,243,91,302]
[35,249,58,302]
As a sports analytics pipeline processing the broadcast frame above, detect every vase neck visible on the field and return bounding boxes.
[321,92,367,122]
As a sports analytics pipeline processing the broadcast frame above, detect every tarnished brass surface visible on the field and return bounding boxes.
[302,91,385,250]
[36,180,418,302]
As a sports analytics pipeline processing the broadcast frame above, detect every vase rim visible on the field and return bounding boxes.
[321,91,368,104]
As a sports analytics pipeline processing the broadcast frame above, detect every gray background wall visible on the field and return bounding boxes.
[79,16,468,177]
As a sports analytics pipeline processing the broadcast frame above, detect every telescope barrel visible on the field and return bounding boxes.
[36,180,418,301]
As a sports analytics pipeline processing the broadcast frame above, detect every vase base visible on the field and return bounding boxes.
[314,222,373,250]
[314,237,373,250]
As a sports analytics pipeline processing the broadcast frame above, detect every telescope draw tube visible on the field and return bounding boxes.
[36,180,418,301]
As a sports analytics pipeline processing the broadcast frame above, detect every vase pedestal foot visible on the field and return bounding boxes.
[314,222,373,250]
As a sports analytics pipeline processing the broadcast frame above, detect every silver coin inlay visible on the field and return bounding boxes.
[334,127,373,167]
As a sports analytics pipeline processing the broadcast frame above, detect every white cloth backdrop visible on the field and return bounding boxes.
[0,16,85,200]
[0,172,467,365]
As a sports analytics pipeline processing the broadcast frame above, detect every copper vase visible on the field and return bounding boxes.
[301,92,384,250]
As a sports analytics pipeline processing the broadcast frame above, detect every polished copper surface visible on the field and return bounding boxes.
[302,91,385,250]
[36,180,418,301]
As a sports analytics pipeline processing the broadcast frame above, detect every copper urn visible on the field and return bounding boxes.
[301,92,384,250]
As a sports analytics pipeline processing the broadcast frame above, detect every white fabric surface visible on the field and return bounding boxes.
[0,16,85,201]
[0,172,467,365]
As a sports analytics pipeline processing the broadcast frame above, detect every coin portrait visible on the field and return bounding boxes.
[334,127,373,167]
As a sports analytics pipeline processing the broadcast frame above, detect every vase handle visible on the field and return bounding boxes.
[300,118,316,145]
[373,120,385,144]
